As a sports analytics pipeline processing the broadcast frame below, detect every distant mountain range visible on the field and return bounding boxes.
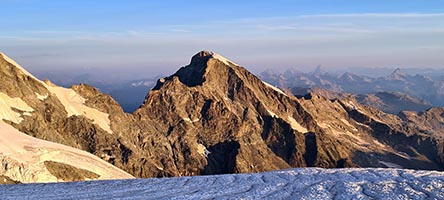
[2,51,444,184]
[259,66,444,114]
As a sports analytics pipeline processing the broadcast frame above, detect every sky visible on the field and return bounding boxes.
[1,0,444,80]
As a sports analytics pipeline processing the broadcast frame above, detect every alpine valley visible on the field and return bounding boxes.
[1,51,444,185]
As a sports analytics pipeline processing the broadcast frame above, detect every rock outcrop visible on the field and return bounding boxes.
[355,92,432,114]
[291,87,432,114]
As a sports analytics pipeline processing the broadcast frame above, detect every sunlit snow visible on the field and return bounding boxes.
[262,81,287,96]
[0,92,34,124]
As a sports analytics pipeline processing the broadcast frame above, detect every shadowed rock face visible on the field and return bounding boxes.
[0,176,20,184]
[44,161,100,182]
[2,51,444,181]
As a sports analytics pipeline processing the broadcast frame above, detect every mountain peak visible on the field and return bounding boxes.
[191,50,213,62]
[153,51,240,89]
[387,67,406,80]
[192,50,218,58]
[392,67,402,74]
[313,65,327,75]
[191,50,238,67]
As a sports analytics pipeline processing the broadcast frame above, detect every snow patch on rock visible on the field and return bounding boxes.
[44,85,112,134]
[0,92,34,124]
[287,115,308,133]
[349,101,359,111]
[262,81,287,96]
[197,144,210,157]
[267,110,277,117]
[183,117,199,123]
[35,92,48,101]
[379,161,403,168]
[210,52,239,66]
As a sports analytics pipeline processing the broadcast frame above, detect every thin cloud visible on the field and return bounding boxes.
[170,29,193,33]
[27,30,83,34]
[298,13,444,18]
[256,25,373,34]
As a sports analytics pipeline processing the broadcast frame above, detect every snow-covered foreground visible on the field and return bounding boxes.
[1,168,444,199]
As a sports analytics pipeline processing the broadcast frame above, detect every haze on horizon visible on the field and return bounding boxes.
[1,0,444,80]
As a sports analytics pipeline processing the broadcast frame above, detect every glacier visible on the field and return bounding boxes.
[1,167,444,199]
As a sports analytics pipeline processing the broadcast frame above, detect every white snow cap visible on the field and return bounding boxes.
[209,51,239,66]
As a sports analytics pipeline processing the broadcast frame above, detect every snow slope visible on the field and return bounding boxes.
[1,168,443,199]
[0,121,133,183]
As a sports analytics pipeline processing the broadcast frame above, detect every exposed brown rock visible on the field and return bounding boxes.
[44,161,100,182]
[0,175,20,184]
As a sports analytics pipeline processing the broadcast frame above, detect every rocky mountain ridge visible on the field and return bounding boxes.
[1,51,444,183]
[0,52,134,183]
[291,87,432,114]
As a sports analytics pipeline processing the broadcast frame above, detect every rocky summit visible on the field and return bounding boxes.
[1,51,444,183]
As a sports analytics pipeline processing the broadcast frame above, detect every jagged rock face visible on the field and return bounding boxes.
[292,87,432,114]
[134,51,444,175]
[341,99,444,169]
[1,51,444,181]
[399,108,444,139]
[135,51,316,175]
[355,92,432,114]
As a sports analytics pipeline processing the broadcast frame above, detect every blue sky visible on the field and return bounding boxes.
[2,0,444,78]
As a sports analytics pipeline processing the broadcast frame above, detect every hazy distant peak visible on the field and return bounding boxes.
[312,65,328,76]
[261,68,277,75]
[392,67,403,74]
[339,72,356,81]
[284,68,303,75]
[388,67,406,79]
